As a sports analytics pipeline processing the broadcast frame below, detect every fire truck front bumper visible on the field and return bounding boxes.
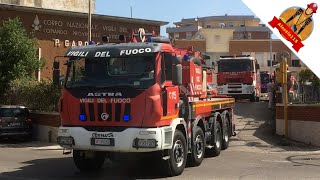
[57,126,173,152]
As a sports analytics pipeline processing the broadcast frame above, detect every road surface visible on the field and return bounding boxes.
[0,102,320,180]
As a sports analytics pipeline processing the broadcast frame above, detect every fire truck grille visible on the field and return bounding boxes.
[226,78,243,83]
[80,103,131,122]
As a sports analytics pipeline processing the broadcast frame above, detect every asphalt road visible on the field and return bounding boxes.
[0,102,320,180]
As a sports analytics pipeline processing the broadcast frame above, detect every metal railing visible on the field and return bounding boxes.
[290,84,320,104]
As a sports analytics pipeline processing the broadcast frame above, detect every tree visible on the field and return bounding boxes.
[0,17,40,95]
[299,68,320,86]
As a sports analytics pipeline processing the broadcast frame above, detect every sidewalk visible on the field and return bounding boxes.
[0,140,63,150]
[233,114,320,154]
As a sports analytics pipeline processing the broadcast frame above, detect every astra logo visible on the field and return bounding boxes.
[87,92,122,97]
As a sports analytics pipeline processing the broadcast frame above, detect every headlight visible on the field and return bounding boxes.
[246,86,254,91]
[133,138,157,149]
[57,136,74,146]
[59,129,69,134]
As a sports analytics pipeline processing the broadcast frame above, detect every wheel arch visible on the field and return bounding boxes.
[170,118,188,144]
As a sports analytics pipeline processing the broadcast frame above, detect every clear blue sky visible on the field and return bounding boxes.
[95,0,256,36]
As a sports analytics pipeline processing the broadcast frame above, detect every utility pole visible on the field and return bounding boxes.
[88,0,92,42]
[130,6,132,18]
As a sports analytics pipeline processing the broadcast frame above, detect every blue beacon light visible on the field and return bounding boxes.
[184,54,189,61]
[123,115,130,122]
[79,114,86,121]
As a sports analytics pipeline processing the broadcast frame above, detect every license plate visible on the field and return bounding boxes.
[137,139,156,148]
[91,138,114,146]
[9,122,21,126]
[230,88,239,91]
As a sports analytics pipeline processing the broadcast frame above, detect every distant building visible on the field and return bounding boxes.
[0,4,168,80]
[168,15,305,82]
[167,15,261,40]
[0,0,95,13]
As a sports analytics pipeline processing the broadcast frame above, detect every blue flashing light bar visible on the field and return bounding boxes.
[184,54,189,60]
[147,37,153,42]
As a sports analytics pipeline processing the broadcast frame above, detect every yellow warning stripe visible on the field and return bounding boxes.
[192,100,235,108]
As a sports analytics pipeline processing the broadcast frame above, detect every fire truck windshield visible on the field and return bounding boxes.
[260,73,270,84]
[218,59,253,72]
[65,55,155,89]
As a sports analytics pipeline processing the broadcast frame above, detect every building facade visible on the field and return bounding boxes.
[167,15,307,82]
[0,4,167,80]
[166,15,261,40]
[229,39,306,78]
[0,0,95,13]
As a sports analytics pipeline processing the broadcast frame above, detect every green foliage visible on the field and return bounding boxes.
[299,68,320,87]
[0,17,41,95]
[1,78,61,112]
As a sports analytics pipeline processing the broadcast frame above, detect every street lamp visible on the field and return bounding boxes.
[269,30,273,75]
[88,0,91,42]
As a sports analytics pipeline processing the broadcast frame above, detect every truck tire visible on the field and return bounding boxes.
[188,126,205,167]
[250,92,256,102]
[222,118,230,150]
[206,121,222,157]
[164,129,187,176]
[73,150,106,172]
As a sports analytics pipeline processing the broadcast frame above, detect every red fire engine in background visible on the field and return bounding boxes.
[216,55,261,102]
[54,30,236,177]
[260,71,272,101]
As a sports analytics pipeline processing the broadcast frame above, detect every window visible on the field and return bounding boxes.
[267,60,276,66]
[292,59,301,67]
[161,53,174,83]
[174,33,179,39]
[226,22,234,27]
[207,25,211,28]
[186,32,192,39]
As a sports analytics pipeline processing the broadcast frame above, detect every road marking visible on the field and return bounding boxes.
[261,159,291,163]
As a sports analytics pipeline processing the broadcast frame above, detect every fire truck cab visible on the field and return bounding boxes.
[54,33,235,177]
[217,55,261,102]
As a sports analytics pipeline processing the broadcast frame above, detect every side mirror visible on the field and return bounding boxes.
[53,61,60,85]
[172,64,182,86]
[173,55,182,64]
[256,64,260,69]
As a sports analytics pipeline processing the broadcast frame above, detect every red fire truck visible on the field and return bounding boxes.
[260,71,272,101]
[216,55,261,102]
[54,33,236,176]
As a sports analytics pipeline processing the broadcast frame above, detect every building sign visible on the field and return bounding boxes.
[0,7,160,46]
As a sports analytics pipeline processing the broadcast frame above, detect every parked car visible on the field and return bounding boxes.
[0,105,32,140]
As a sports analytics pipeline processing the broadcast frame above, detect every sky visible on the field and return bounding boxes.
[95,0,275,37]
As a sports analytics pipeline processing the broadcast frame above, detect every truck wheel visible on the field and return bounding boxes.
[188,126,205,167]
[73,150,106,172]
[164,129,187,176]
[222,118,230,150]
[250,93,256,102]
[206,121,222,157]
